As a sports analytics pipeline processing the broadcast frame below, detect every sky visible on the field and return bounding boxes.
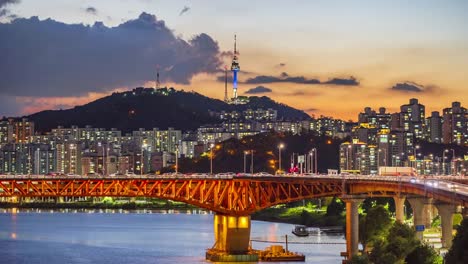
[0,0,467,121]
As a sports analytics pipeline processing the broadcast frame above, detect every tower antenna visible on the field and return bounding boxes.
[234,34,237,55]
[155,65,160,89]
[230,34,240,102]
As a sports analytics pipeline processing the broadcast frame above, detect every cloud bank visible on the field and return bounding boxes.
[0,12,222,98]
[244,85,272,94]
[244,73,359,86]
[390,82,434,93]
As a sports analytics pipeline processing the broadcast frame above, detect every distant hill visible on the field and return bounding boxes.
[24,87,311,133]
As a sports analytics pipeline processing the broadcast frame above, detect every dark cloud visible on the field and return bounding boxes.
[216,74,234,83]
[304,108,318,112]
[245,74,320,84]
[0,13,222,97]
[0,0,19,17]
[390,82,430,93]
[323,76,359,86]
[0,95,22,117]
[245,72,359,86]
[179,6,190,16]
[85,7,98,15]
[244,86,272,94]
[0,0,19,8]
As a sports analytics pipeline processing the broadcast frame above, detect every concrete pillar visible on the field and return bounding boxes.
[213,214,251,254]
[393,196,406,222]
[423,200,434,228]
[408,197,426,241]
[343,198,364,259]
[436,204,456,248]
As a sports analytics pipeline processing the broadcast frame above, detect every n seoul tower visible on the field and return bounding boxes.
[230,35,240,103]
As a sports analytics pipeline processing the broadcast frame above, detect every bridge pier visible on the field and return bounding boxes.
[436,203,456,249]
[407,197,427,240]
[207,214,257,262]
[342,197,364,259]
[423,199,434,229]
[393,196,406,222]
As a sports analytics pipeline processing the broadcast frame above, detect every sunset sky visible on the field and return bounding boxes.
[0,0,467,121]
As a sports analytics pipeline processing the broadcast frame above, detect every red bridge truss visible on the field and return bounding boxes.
[1,176,467,215]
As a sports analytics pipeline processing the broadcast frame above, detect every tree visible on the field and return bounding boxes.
[359,205,393,252]
[369,222,419,264]
[406,244,442,264]
[347,254,371,264]
[326,197,345,217]
[445,218,468,264]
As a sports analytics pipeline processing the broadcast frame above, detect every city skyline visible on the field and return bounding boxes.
[0,0,467,120]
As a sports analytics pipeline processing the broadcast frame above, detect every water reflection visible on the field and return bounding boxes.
[0,209,345,264]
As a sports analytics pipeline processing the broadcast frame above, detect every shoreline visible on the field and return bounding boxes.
[0,201,344,228]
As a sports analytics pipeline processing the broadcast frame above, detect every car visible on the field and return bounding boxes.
[254,172,272,177]
[426,180,438,187]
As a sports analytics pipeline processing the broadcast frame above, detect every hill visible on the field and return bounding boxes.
[24,87,310,133]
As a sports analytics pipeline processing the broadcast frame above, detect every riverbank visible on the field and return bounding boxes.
[0,199,342,227]
[252,206,345,227]
[0,198,196,211]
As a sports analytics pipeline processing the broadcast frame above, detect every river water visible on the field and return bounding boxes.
[0,209,346,264]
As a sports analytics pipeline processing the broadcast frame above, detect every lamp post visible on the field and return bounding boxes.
[98,142,106,176]
[413,145,420,173]
[443,149,449,175]
[141,143,147,176]
[347,145,352,170]
[450,149,455,175]
[210,143,214,174]
[309,151,313,173]
[250,149,254,174]
[175,144,179,174]
[278,144,284,173]
[243,150,248,173]
[312,148,317,174]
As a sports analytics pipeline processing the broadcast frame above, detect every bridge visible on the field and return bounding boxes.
[1,173,468,261]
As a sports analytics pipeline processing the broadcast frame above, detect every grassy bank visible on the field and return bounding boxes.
[252,205,345,227]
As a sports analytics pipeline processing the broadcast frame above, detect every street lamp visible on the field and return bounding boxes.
[210,143,214,174]
[413,145,420,173]
[347,145,352,170]
[443,149,449,175]
[278,144,284,173]
[243,150,248,173]
[175,144,179,174]
[250,149,254,174]
[450,149,455,175]
[312,148,317,174]
[98,142,106,176]
[141,143,147,176]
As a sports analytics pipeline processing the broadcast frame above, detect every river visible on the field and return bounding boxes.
[0,209,346,264]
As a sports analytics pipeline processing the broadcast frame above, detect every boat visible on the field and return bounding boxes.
[257,245,305,262]
[292,225,309,237]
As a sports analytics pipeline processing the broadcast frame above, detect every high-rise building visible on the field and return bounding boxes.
[339,141,377,175]
[0,120,13,145]
[442,102,467,145]
[56,142,82,174]
[9,118,35,143]
[400,98,425,138]
[426,111,442,143]
[32,144,56,174]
